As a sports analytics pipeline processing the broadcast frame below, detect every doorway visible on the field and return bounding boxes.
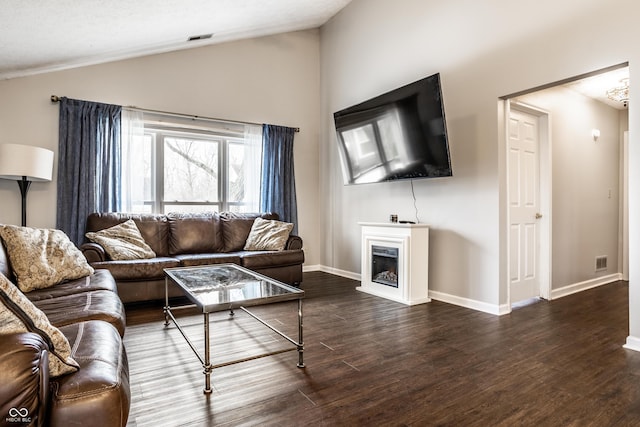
[503,63,629,309]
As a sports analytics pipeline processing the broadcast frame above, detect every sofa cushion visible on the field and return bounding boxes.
[86,219,156,260]
[244,218,294,251]
[174,253,242,267]
[220,212,278,252]
[33,289,126,337]
[0,225,94,292]
[91,257,181,281]
[25,269,118,302]
[167,212,224,255]
[51,321,130,427]
[86,212,171,257]
[239,249,305,269]
[0,272,79,377]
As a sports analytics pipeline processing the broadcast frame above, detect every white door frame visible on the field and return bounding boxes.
[622,130,629,281]
[506,100,552,304]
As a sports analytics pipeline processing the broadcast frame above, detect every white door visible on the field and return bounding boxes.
[508,109,541,303]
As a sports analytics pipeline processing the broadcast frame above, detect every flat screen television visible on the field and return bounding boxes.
[333,73,452,185]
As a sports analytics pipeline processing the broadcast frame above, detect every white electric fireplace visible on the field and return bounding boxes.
[358,222,430,305]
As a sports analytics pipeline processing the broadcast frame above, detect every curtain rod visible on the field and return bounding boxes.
[50,95,300,132]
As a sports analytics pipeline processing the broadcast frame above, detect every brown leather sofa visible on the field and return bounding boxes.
[81,211,305,303]
[0,241,130,427]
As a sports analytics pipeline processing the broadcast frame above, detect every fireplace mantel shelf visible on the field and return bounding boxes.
[358,222,430,228]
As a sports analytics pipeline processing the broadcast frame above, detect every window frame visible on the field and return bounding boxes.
[134,121,256,214]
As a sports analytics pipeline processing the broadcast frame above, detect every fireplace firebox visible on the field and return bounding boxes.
[371,245,399,287]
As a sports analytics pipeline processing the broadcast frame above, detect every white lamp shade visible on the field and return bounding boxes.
[0,143,54,181]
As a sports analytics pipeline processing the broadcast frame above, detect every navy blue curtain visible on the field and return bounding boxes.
[56,97,122,245]
[260,124,298,234]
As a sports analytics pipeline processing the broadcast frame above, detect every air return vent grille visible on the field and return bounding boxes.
[187,33,213,42]
[595,256,608,271]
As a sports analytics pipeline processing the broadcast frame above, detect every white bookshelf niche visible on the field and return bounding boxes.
[358,222,430,305]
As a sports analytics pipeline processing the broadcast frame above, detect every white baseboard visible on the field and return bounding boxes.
[356,286,431,305]
[321,266,361,281]
[305,267,624,316]
[550,273,622,300]
[428,289,507,316]
[303,264,361,281]
[306,265,507,315]
[624,336,640,352]
[497,303,512,316]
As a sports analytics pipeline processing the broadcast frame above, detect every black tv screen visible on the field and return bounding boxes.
[333,73,452,185]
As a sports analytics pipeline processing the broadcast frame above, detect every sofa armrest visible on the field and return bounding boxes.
[285,235,303,250]
[0,332,50,427]
[81,242,108,263]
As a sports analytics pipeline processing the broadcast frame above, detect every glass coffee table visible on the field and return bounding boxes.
[163,263,305,394]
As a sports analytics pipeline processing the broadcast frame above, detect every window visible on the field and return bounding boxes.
[121,111,262,214]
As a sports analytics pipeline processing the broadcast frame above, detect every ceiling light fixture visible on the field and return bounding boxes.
[606,77,629,108]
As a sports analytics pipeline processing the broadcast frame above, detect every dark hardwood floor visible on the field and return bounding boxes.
[123,272,640,426]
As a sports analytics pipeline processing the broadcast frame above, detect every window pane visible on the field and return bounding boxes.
[163,204,220,214]
[228,204,249,213]
[164,137,219,202]
[132,203,153,213]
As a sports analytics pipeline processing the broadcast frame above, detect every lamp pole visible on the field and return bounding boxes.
[17,176,31,227]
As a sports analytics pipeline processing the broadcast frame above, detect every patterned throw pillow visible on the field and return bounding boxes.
[85,219,156,260]
[243,218,294,251]
[0,225,94,292]
[0,272,80,377]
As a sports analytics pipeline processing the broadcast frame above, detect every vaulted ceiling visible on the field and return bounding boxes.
[0,0,352,80]
[0,1,630,112]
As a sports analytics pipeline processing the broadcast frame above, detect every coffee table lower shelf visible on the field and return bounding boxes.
[163,300,305,394]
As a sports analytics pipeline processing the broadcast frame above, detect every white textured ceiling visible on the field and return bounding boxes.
[0,0,352,80]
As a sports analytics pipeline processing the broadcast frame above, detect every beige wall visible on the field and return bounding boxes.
[0,29,321,265]
[319,0,640,321]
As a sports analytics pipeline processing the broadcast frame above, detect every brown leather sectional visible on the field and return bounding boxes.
[81,211,305,303]
[0,242,130,427]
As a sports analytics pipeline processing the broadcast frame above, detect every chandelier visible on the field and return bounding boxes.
[606,78,629,107]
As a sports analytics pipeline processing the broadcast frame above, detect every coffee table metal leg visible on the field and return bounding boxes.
[203,312,213,394]
[297,298,304,368]
[163,277,169,326]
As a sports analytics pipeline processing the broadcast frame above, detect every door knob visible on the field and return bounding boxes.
[535,213,543,219]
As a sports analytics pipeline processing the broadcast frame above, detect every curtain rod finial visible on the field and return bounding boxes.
[51,95,60,103]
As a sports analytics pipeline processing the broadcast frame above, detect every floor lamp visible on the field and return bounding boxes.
[0,144,54,227]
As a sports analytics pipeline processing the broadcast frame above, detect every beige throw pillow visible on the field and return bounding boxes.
[243,218,294,251]
[0,225,94,292]
[86,219,156,261]
[0,272,80,377]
